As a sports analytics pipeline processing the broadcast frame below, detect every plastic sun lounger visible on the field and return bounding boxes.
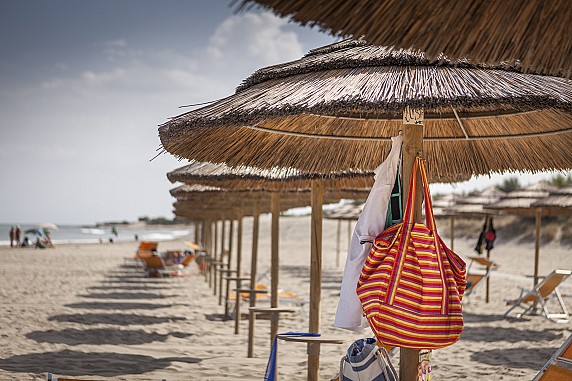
[504,269,571,322]
[532,334,572,380]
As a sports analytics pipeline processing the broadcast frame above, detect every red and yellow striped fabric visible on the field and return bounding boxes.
[357,157,467,350]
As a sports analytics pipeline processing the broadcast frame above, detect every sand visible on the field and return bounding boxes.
[0,215,570,380]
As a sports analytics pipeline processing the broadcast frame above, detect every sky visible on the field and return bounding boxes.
[0,1,565,225]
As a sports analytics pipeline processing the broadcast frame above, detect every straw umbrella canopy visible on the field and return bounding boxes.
[168,161,374,190]
[237,0,572,78]
[531,185,572,216]
[160,40,572,180]
[159,40,572,380]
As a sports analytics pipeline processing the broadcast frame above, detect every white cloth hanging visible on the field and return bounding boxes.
[333,134,403,331]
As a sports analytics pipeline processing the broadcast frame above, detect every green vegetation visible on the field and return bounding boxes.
[548,172,572,188]
[496,176,522,193]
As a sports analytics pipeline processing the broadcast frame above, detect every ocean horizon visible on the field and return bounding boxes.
[0,223,193,246]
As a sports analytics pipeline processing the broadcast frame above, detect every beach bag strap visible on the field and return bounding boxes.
[385,157,449,313]
[264,332,320,381]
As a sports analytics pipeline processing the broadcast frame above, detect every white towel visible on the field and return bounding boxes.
[333,134,403,331]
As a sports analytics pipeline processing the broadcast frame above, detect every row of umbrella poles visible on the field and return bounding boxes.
[158,39,572,380]
[167,162,372,374]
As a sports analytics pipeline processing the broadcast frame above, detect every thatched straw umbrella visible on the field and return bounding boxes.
[168,160,374,190]
[159,40,572,380]
[160,40,572,179]
[169,164,370,361]
[485,182,564,287]
[323,201,363,267]
[237,0,572,78]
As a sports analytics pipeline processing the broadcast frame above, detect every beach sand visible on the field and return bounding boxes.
[0,215,570,380]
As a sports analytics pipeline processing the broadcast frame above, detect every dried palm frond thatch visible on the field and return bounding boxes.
[172,187,369,219]
[159,40,572,180]
[167,160,375,190]
[531,186,572,216]
[237,0,572,78]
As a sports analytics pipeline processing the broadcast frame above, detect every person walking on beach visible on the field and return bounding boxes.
[15,225,21,247]
[9,226,15,247]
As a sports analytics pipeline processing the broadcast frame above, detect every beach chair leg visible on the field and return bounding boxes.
[554,288,570,319]
[504,298,525,318]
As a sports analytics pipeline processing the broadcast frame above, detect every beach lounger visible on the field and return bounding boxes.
[504,269,571,322]
[463,256,497,301]
[532,334,572,380]
[141,255,184,278]
[135,241,158,259]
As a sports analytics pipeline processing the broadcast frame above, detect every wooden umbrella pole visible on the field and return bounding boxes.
[347,220,351,252]
[224,217,235,317]
[485,215,491,303]
[308,179,323,381]
[450,215,455,251]
[247,201,260,358]
[218,220,227,305]
[207,220,212,287]
[400,112,424,381]
[213,220,219,296]
[336,219,341,267]
[270,193,280,344]
[235,209,244,334]
[194,221,199,246]
[212,220,218,290]
[534,208,542,287]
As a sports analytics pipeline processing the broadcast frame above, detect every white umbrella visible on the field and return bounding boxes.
[38,223,59,231]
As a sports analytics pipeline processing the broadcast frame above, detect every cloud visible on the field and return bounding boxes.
[207,12,304,66]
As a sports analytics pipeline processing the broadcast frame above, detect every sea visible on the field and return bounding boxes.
[0,223,193,246]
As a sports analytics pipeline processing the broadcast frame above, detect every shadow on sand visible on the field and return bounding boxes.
[470,347,555,369]
[461,326,564,343]
[0,350,201,376]
[48,313,187,326]
[79,292,174,300]
[64,302,188,310]
[26,328,192,346]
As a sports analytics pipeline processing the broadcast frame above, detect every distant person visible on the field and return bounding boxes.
[43,231,54,247]
[9,226,15,247]
[21,236,30,247]
[111,226,118,237]
[35,237,46,249]
[15,225,21,246]
[134,234,138,241]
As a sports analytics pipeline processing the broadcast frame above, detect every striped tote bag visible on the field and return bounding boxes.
[357,157,467,350]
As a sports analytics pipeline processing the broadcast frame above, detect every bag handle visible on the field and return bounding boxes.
[386,157,449,314]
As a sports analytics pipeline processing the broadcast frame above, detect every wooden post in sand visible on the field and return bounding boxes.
[307,179,323,381]
[336,219,341,268]
[234,210,244,334]
[247,201,260,357]
[450,215,455,251]
[224,217,235,317]
[534,208,542,287]
[400,109,424,381]
[270,193,280,343]
[212,220,218,289]
[218,219,227,305]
